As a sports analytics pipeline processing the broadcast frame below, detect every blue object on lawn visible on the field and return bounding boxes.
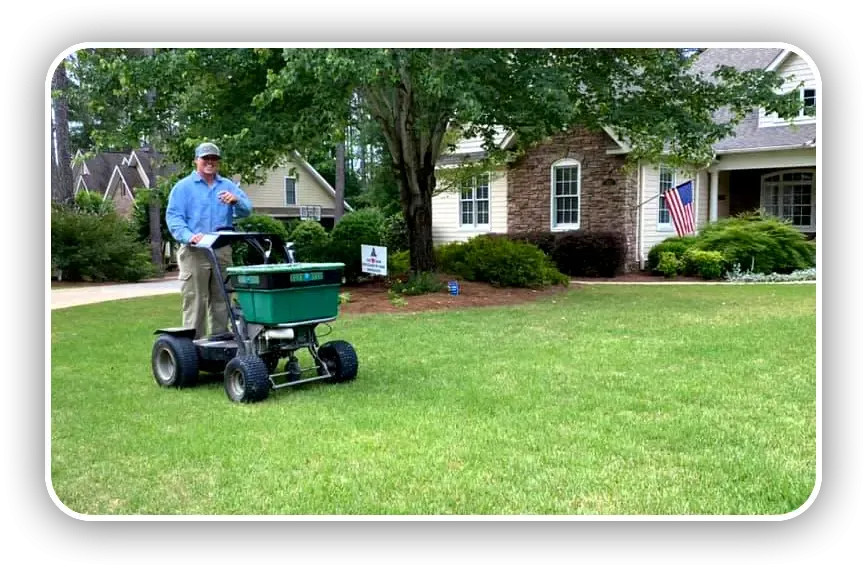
[448,281,460,296]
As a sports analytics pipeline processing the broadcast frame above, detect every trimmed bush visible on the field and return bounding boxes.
[437,235,568,288]
[505,231,557,256]
[648,236,700,275]
[550,230,627,278]
[51,204,154,282]
[289,220,331,262]
[388,249,411,279]
[232,214,292,265]
[683,249,726,280]
[328,209,387,283]
[695,213,815,275]
[389,271,445,296]
[657,252,681,279]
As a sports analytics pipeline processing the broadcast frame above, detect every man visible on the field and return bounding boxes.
[166,142,253,340]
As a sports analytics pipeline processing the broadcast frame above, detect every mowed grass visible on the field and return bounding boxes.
[50,284,816,516]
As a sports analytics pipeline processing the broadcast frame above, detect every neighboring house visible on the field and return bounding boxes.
[431,47,818,270]
[238,150,353,230]
[72,148,178,217]
[72,148,351,229]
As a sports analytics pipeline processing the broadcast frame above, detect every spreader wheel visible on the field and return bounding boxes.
[318,340,358,383]
[152,334,199,388]
[224,355,272,403]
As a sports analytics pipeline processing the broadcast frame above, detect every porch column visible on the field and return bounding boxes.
[709,170,719,222]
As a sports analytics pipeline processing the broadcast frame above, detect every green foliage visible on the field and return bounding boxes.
[383,212,410,253]
[437,235,569,288]
[504,231,557,256]
[74,190,114,215]
[387,249,411,279]
[683,249,726,280]
[550,230,628,278]
[289,220,331,262]
[656,252,681,279]
[232,214,291,265]
[648,236,700,274]
[51,204,154,282]
[132,181,172,244]
[328,209,387,283]
[695,212,815,275]
[389,272,446,296]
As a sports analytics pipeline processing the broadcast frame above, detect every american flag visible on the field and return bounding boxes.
[663,180,696,236]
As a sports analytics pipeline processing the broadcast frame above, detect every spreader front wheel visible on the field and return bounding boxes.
[224,355,272,403]
[318,340,358,383]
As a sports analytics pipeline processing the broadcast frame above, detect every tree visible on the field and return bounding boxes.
[51,58,74,204]
[71,48,804,273]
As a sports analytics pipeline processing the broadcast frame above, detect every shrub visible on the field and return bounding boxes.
[328,209,387,283]
[438,235,568,288]
[647,236,700,274]
[383,212,410,253]
[289,220,331,262]
[51,204,155,282]
[505,231,557,256]
[695,213,815,274]
[389,271,445,296]
[550,230,627,278]
[75,190,114,215]
[232,214,292,265]
[683,249,726,280]
[656,251,681,279]
[388,249,411,279]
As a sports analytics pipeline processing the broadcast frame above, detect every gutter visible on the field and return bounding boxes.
[636,161,644,271]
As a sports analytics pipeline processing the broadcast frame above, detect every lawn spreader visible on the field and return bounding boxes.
[151,230,358,403]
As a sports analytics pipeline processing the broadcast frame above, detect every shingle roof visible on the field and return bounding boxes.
[692,48,815,152]
[78,152,127,192]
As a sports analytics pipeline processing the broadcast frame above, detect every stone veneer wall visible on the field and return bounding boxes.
[506,126,638,270]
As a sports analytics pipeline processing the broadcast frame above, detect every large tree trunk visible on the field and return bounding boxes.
[51,60,74,204]
[50,120,60,202]
[400,175,436,273]
[143,47,163,275]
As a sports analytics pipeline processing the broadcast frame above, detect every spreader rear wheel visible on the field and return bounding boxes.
[318,340,358,383]
[224,355,272,403]
[152,334,199,388]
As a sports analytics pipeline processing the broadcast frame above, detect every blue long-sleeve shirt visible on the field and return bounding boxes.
[166,171,253,245]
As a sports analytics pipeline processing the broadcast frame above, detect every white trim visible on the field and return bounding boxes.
[656,164,676,232]
[765,49,791,72]
[74,176,88,195]
[283,175,297,206]
[457,172,491,231]
[104,166,135,201]
[760,168,816,232]
[714,142,816,155]
[550,158,581,232]
[128,150,151,188]
[291,150,354,212]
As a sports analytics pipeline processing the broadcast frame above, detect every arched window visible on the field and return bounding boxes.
[551,158,581,231]
[760,169,815,231]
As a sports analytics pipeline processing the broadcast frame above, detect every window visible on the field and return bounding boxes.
[551,159,581,230]
[284,177,297,206]
[801,88,816,117]
[761,170,815,230]
[658,166,676,228]
[459,173,490,228]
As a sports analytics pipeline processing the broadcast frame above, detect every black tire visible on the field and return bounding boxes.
[318,340,358,383]
[262,353,281,374]
[224,355,272,403]
[152,334,199,388]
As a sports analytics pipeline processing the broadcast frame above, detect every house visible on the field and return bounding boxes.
[431,47,818,270]
[72,148,352,228]
[71,147,178,217]
[238,150,353,230]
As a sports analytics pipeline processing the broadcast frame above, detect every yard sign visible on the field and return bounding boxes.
[361,244,388,276]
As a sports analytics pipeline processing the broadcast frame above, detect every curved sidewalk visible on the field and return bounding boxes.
[51,278,182,310]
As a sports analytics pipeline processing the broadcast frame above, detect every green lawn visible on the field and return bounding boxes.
[50,284,816,516]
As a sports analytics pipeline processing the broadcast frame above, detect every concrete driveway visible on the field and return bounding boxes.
[51,278,182,310]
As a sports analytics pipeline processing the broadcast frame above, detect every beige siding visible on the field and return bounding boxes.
[432,169,508,245]
[759,53,817,128]
[240,157,336,210]
[639,164,698,260]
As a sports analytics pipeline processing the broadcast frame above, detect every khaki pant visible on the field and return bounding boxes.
[177,245,234,340]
